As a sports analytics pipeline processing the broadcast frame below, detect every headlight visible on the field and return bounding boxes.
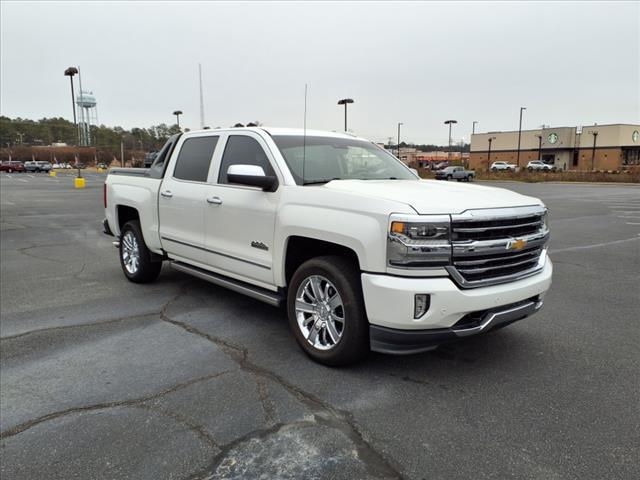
[387,215,451,268]
[541,210,549,231]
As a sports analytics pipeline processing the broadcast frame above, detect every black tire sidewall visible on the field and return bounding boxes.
[287,255,369,366]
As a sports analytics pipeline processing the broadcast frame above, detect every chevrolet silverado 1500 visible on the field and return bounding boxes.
[103,127,552,365]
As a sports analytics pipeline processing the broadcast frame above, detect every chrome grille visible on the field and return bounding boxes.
[451,213,544,241]
[448,206,549,288]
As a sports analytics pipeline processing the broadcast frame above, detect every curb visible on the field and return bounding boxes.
[475,180,639,186]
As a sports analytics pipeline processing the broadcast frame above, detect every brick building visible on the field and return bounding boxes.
[470,124,640,171]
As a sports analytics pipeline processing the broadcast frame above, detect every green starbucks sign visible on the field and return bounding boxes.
[547,132,558,144]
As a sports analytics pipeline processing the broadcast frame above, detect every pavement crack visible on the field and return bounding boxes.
[0,371,231,440]
[17,243,73,264]
[159,315,404,480]
[0,312,159,341]
[140,404,220,452]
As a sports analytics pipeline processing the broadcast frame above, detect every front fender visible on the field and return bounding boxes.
[273,204,389,286]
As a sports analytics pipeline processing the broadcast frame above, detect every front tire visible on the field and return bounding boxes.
[119,220,162,283]
[287,255,369,366]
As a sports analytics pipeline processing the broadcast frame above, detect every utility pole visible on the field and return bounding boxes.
[444,120,457,161]
[516,107,526,168]
[397,123,403,159]
[121,139,124,167]
[337,98,354,132]
[535,134,542,161]
[487,136,496,171]
[589,130,598,171]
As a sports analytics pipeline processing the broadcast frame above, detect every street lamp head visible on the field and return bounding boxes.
[444,120,458,125]
[173,110,183,116]
[64,67,78,77]
[337,98,354,105]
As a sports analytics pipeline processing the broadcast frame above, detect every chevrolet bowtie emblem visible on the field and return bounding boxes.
[507,239,527,251]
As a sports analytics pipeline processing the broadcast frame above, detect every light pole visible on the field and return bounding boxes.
[516,107,526,168]
[472,121,478,134]
[173,110,183,128]
[487,136,496,171]
[64,67,78,144]
[588,130,598,171]
[397,122,403,159]
[444,120,457,161]
[337,98,354,132]
[535,134,542,161]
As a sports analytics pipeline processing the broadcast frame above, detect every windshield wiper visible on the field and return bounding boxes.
[302,177,342,185]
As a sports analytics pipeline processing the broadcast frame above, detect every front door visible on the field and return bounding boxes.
[159,135,219,266]
[203,133,279,287]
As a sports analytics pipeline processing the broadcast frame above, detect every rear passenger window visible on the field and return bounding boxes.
[218,136,275,184]
[173,136,219,182]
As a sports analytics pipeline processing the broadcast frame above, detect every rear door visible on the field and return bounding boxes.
[158,134,220,266]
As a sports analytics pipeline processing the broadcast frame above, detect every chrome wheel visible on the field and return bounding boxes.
[295,275,345,351]
[121,231,140,275]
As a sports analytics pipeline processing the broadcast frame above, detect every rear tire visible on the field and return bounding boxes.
[119,220,162,283]
[287,255,369,366]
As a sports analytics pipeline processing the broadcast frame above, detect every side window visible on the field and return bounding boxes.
[218,135,275,184]
[173,136,219,182]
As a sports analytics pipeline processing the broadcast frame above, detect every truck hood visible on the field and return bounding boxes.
[323,179,542,214]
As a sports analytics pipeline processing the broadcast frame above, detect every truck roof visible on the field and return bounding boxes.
[182,127,369,142]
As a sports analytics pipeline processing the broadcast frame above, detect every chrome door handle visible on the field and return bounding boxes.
[160,190,173,198]
[206,196,223,205]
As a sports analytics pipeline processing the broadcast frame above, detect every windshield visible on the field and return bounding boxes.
[272,135,417,185]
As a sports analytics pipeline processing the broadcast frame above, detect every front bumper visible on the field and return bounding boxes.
[361,257,552,353]
[370,297,543,354]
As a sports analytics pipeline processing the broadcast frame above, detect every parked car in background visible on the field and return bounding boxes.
[52,163,61,169]
[491,161,517,172]
[74,163,87,169]
[97,163,108,170]
[144,151,158,168]
[527,160,556,172]
[435,166,475,181]
[432,161,449,171]
[0,160,25,173]
[24,161,53,172]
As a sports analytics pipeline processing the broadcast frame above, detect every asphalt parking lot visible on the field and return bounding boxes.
[1,172,639,480]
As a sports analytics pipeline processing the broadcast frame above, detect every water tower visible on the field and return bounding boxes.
[76,90,98,146]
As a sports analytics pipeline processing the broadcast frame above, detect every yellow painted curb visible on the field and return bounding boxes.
[74,177,86,189]
[49,171,57,177]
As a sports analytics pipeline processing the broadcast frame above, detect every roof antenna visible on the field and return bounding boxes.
[302,83,308,184]
[198,63,205,129]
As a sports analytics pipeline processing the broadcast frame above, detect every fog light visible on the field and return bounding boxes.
[414,294,430,319]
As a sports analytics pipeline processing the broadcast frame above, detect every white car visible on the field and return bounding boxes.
[491,161,517,172]
[527,160,556,172]
[104,128,552,365]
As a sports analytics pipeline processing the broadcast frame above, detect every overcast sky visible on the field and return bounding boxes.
[1,1,638,144]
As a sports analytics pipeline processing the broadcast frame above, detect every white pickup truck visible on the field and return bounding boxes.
[104,127,552,365]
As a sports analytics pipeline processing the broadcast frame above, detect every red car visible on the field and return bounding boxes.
[0,161,25,173]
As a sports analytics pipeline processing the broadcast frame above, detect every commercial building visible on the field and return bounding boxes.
[470,124,640,171]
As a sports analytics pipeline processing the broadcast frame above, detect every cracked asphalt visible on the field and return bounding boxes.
[1,173,639,479]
